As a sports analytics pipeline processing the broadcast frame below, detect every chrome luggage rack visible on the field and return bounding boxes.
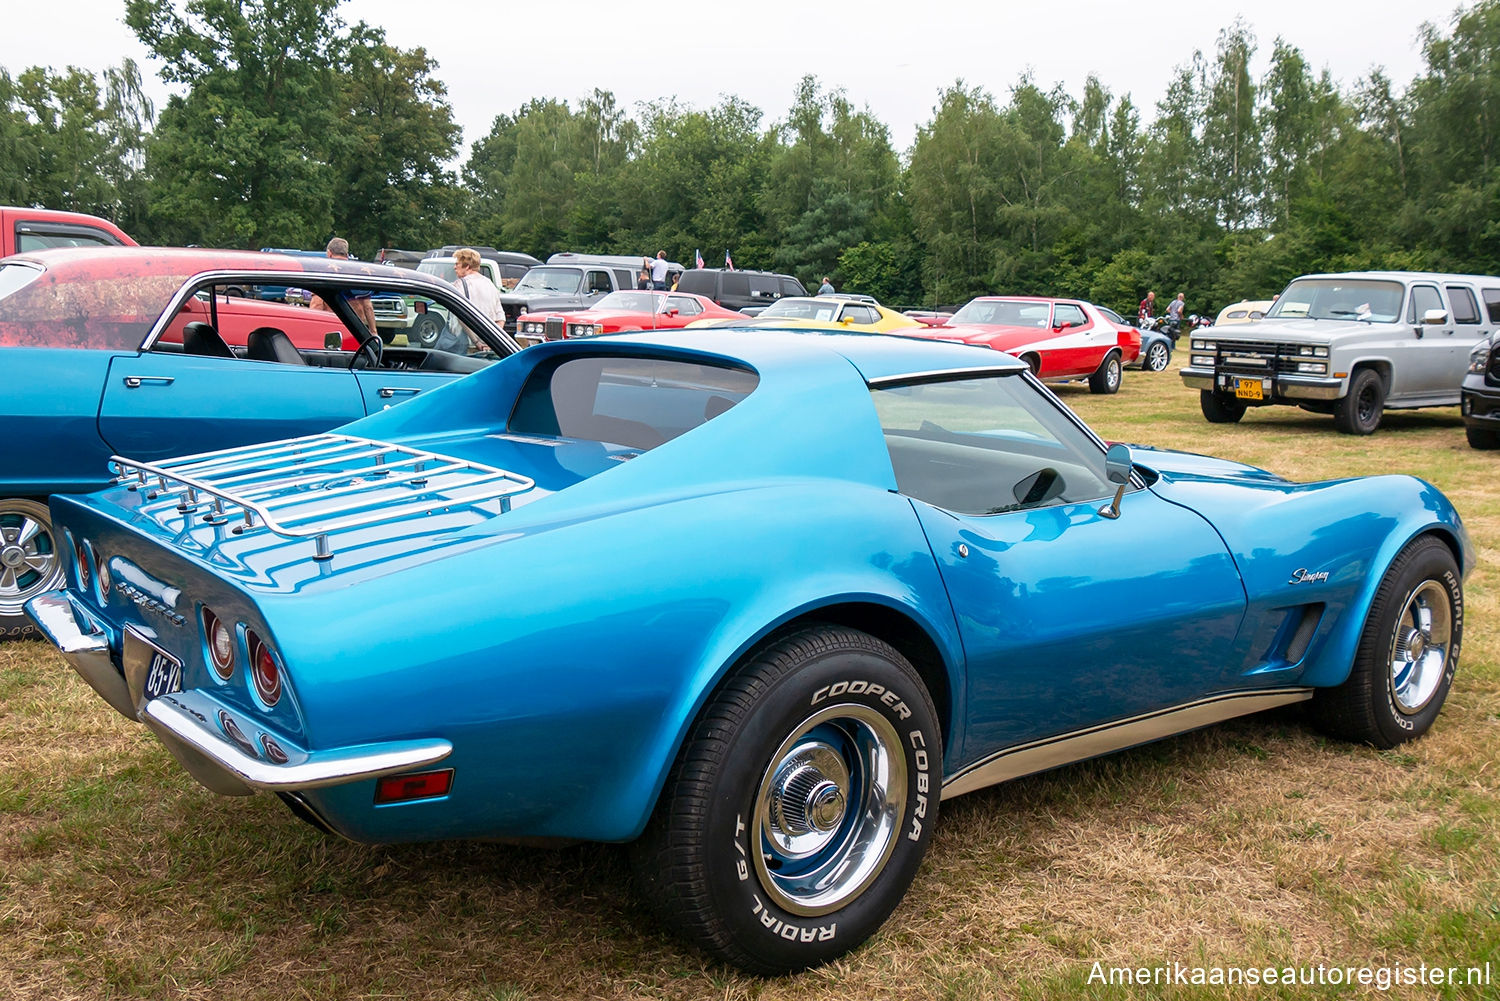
[110,433,535,560]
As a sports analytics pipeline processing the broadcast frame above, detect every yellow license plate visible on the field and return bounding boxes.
[1235,379,1264,401]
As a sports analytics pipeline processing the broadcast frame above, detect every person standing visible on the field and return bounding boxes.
[310,237,378,334]
[638,259,652,290]
[650,251,670,290]
[818,276,835,295]
[448,247,502,353]
[1167,292,1185,323]
[1138,290,1156,323]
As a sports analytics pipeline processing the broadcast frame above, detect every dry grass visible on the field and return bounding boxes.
[2,358,1497,1000]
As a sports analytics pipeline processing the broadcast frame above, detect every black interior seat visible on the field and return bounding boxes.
[182,321,234,358]
[246,327,306,365]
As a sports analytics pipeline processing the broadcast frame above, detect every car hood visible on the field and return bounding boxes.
[929,323,1052,349]
[1124,444,1289,485]
[1202,317,1387,344]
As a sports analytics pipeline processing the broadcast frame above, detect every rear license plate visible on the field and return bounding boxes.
[1235,378,1264,401]
[143,646,182,700]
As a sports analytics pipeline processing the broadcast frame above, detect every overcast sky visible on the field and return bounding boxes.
[3,0,1456,158]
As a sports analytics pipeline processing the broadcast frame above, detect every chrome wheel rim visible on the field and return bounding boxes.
[1106,358,1121,388]
[1147,343,1169,371]
[1388,579,1452,714]
[753,703,906,917]
[0,501,63,618]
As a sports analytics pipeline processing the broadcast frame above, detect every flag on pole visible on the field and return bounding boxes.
[725,250,734,271]
[695,248,704,269]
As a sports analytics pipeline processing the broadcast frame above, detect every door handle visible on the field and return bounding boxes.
[377,387,421,399]
[123,376,175,388]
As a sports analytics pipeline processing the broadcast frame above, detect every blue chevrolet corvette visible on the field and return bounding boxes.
[29,330,1471,972]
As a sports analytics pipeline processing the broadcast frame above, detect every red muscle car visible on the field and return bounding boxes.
[905,296,1140,394]
[515,290,745,345]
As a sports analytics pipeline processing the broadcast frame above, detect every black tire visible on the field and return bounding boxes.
[0,498,64,640]
[1311,536,1461,748]
[630,625,940,974]
[1334,368,1384,435]
[1021,354,1041,377]
[412,313,446,349]
[1465,426,1500,450]
[1200,390,1246,424]
[1144,340,1170,372]
[1088,352,1122,394]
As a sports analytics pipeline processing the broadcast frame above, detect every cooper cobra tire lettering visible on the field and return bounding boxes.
[632,625,940,973]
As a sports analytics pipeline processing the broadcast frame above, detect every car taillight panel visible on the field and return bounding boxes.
[74,538,91,591]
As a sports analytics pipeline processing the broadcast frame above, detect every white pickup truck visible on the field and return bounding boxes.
[1180,271,1500,434]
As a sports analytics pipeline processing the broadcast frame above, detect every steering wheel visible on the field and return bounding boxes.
[350,333,383,370]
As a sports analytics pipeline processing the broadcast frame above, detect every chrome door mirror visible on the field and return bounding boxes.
[1099,443,1132,520]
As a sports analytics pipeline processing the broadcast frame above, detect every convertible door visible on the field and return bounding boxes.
[912,487,1247,757]
[98,352,366,462]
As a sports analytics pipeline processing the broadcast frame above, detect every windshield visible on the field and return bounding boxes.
[514,267,583,295]
[595,291,661,312]
[950,299,1052,327]
[1267,279,1404,322]
[759,298,840,322]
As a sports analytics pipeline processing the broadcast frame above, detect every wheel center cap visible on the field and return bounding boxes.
[0,545,24,569]
[807,783,846,833]
[1405,629,1426,661]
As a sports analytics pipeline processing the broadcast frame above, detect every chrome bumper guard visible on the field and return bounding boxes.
[1180,367,1343,401]
[26,591,135,718]
[27,589,453,797]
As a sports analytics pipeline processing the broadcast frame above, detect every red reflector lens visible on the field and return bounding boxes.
[204,608,235,679]
[374,769,454,804]
[247,631,282,706]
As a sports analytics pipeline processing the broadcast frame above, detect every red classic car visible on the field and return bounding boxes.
[905,296,1141,394]
[515,290,745,345]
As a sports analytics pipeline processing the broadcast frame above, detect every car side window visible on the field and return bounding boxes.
[720,273,751,298]
[871,375,1114,516]
[1482,289,1500,324]
[586,270,611,294]
[665,296,701,316]
[16,226,119,251]
[1447,286,1480,325]
[842,305,876,324]
[780,277,803,297]
[1053,304,1087,328]
[1408,285,1443,324]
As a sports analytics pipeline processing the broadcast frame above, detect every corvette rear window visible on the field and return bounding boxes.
[510,355,759,451]
[0,262,189,349]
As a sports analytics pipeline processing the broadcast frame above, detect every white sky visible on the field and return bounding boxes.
[5,0,1451,158]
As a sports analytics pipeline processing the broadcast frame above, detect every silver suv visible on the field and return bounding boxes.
[1181,271,1500,434]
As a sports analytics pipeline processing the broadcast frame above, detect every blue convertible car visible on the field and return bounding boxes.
[28,330,1469,972]
[0,247,518,637]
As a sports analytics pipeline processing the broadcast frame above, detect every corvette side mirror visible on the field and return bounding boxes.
[1099,443,1132,520]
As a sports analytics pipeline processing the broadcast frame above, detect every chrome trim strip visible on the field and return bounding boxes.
[25,591,136,719]
[941,688,1315,800]
[140,694,453,792]
[866,364,1024,386]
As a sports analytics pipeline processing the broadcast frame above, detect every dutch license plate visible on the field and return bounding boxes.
[1235,378,1264,401]
[143,647,182,701]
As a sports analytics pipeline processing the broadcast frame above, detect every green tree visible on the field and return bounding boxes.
[127,0,346,248]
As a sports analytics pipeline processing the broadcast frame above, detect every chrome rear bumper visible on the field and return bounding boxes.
[26,589,453,797]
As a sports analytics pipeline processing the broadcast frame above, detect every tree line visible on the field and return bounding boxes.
[0,0,1494,315]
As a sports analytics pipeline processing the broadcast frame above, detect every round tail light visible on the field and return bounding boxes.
[203,607,235,679]
[247,631,282,707]
[74,539,91,591]
[93,546,111,597]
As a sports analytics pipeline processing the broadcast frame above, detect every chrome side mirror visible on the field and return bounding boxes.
[1099,443,1132,520]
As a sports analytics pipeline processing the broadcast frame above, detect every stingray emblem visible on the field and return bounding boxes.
[1288,568,1330,585]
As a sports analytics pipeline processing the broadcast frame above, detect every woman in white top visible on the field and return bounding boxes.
[448,247,503,352]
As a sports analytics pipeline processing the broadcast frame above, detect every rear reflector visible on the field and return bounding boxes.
[374,768,454,804]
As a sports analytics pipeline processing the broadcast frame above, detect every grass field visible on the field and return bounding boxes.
[2,358,1497,1000]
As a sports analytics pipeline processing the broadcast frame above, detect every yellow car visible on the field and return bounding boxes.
[688,295,919,333]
